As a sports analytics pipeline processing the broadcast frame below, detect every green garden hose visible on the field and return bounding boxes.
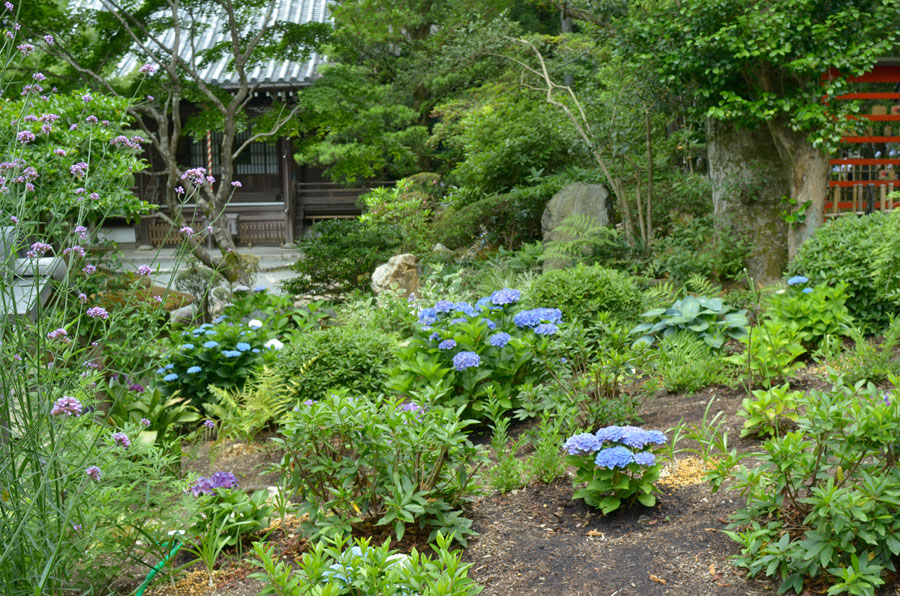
[134,540,182,596]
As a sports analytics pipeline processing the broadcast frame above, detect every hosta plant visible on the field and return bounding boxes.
[631,295,748,349]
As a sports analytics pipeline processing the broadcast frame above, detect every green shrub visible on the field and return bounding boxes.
[725,320,805,388]
[713,376,900,595]
[433,192,542,250]
[272,392,480,544]
[656,333,731,395]
[789,212,900,329]
[649,215,749,283]
[284,219,401,295]
[359,174,440,253]
[275,325,396,402]
[765,282,853,349]
[526,264,643,326]
[251,533,483,596]
[737,383,801,438]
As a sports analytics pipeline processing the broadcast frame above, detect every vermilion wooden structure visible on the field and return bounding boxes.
[825,63,900,215]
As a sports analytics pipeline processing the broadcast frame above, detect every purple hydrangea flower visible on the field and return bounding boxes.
[438,339,457,350]
[513,308,563,328]
[399,402,422,413]
[645,430,666,445]
[489,332,511,347]
[452,351,480,371]
[428,332,441,341]
[594,446,634,469]
[563,432,602,455]
[619,426,651,449]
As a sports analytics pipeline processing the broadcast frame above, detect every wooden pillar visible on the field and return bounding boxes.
[281,136,294,246]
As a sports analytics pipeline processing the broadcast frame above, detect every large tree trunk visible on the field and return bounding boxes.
[707,118,791,284]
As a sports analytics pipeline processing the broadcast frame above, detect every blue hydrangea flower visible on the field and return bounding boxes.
[619,426,651,449]
[163,373,178,382]
[475,297,492,311]
[534,323,558,335]
[429,332,441,341]
[252,348,260,353]
[454,302,477,317]
[490,288,521,305]
[203,340,219,349]
[212,315,227,323]
[418,307,437,322]
[634,451,656,466]
[438,339,457,350]
[434,300,454,313]
[787,275,809,286]
[191,328,204,335]
[186,366,202,374]
[201,323,212,329]
[253,286,267,292]
[223,350,241,358]
[235,342,251,352]
[563,433,602,455]
[205,330,217,336]
[645,430,666,445]
[513,308,563,328]
[165,363,174,370]
[450,317,468,325]
[484,319,497,329]
[452,351,480,371]
[802,287,813,294]
[594,446,634,469]
[180,343,194,350]
[595,426,624,443]
[489,332,511,347]
[156,367,166,374]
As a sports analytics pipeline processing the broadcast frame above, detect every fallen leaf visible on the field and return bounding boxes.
[586,530,604,537]
[709,564,716,576]
[649,574,667,585]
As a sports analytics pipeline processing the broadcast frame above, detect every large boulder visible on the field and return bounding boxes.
[371,254,419,298]
[541,183,609,270]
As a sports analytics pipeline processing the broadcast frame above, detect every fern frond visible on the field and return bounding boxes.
[642,281,679,309]
[684,274,721,297]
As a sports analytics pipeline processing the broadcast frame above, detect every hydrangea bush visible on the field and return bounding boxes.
[564,425,666,514]
[156,317,283,407]
[389,288,560,414]
[272,391,481,545]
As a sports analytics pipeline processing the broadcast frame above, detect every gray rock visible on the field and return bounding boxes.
[136,244,154,251]
[209,285,232,318]
[371,254,419,298]
[169,303,197,325]
[232,284,251,294]
[541,183,609,270]
[432,243,451,254]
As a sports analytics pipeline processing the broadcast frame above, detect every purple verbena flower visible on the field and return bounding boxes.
[85,465,102,482]
[112,432,130,449]
[86,306,108,319]
[51,396,82,417]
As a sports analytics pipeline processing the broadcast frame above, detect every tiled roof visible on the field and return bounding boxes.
[71,0,329,88]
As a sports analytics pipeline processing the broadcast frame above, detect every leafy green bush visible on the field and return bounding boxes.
[725,320,805,388]
[649,215,749,283]
[737,383,801,438]
[656,333,731,395]
[765,282,853,349]
[284,219,401,295]
[714,377,900,595]
[359,174,441,253]
[632,295,749,349]
[272,392,480,544]
[275,324,396,402]
[526,264,643,326]
[433,192,542,250]
[251,533,483,596]
[835,321,900,385]
[788,212,900,329]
